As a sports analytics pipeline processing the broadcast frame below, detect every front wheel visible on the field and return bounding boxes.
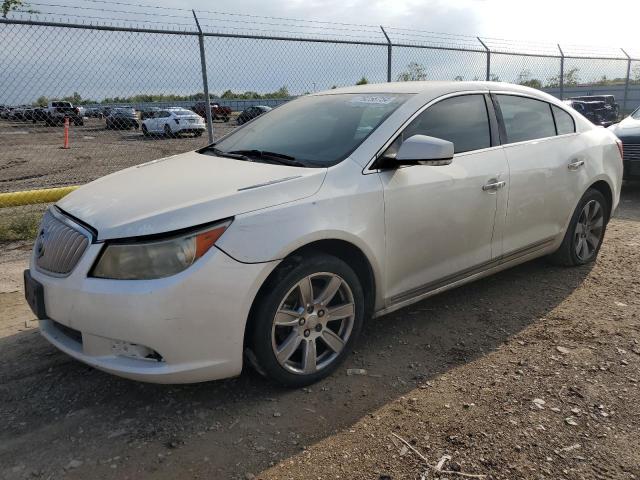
[549,188,608,266]
[250,253,364,387]
[164,124,174,138]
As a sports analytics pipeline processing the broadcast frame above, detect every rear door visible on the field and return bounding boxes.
[494,94,586,256]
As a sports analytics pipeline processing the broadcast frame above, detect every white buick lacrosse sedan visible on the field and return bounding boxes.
[25,82,623,387]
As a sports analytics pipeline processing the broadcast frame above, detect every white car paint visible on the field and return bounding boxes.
[141,108,205,135]
[29,81,623,383]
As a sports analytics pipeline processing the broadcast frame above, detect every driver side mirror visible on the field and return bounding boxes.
[394,134,454,166]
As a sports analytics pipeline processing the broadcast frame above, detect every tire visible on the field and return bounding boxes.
[249,253,365,388]
[549,188,609,266]
[194,130,203,137]
[223,116,230,123]
[164,124,174,138]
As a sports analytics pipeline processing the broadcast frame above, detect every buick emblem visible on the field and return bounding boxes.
[35,228,46,258]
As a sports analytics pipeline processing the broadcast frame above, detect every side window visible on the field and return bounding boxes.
[496,95,556,143]
[385,94,491,156]
[552,105,575,135]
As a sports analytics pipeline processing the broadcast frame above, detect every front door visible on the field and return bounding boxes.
[379,93,509,305]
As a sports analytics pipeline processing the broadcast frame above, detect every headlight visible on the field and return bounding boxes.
[91,220,231,280]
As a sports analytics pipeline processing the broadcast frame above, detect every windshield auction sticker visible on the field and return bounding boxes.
[349,95,396,105]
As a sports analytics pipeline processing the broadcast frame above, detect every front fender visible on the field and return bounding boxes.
[216,159,386,309]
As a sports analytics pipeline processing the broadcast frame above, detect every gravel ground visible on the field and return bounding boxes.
[0,117,237,193]
[0,183,639,480]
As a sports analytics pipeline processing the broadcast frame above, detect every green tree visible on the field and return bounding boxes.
[355,77,368,85]
[33,95,48,107]
[397,62,427,82]
[2,0,38,17]
[515,69,542,89]
[546,67,580,88]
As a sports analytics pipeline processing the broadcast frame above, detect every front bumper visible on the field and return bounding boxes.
[29,242,278,383]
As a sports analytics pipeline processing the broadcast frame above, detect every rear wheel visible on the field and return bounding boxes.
[549,188,608,266]
[250,253,364,387]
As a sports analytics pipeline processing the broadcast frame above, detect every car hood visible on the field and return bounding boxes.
[57,151,327,240]
[610,117,640,137]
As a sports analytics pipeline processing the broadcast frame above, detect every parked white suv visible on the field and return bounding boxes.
[25,82,623,387]
[141,108,205,137]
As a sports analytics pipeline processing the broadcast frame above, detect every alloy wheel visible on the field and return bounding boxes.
[574,199,604,261]
[271,272,355,375]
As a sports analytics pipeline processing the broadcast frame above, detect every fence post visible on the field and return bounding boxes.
[477,37,490,81]
[621,48,631,116]
[558,44,565,100]
[192,10,214,143]
[380,26,392,82]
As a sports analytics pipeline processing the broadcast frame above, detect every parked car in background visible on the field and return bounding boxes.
[32,108,48,122]
[609,105,640,179]
[45,101,84,126]
[105,108,139,130]
[141,108,205,137]
[85,107,105,118]
[26,82,622,387]
[191,101,232,122]
[139,107,161,121]
[10,107,27,121]
[236,105,272,125]
[569,95,619,124]
[0,106,10,119]
[564,99,612,126]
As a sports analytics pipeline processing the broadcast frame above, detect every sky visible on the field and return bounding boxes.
[152,0,639,52]
[1,0,639,104]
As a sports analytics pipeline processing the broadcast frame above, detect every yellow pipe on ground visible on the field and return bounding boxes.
[0,186,79,208]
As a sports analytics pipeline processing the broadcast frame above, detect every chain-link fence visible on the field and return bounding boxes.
[1,15,639,242]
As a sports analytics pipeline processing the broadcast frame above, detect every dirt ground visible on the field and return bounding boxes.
[0,117,237,193]
[0,184,639,480]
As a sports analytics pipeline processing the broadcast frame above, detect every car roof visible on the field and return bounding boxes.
[312,80,567,111]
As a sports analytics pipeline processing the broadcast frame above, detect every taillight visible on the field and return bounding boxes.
[616,139,623,159]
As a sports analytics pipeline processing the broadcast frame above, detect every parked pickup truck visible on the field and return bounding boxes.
[45,101,84,126]
[191,102,231,122]
[569,95,619,125]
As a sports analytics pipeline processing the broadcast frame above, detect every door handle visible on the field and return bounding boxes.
[482,180,506,191]
[568,160,585,171]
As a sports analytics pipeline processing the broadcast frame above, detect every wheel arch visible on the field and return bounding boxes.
[243,239,377,350]
[587,179,613,221]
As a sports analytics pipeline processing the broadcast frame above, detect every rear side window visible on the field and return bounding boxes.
[391,94,491,155]
[552,106,575,135]
[497,95,556,143]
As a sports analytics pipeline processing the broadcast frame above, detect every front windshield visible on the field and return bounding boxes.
[210,93,411,167]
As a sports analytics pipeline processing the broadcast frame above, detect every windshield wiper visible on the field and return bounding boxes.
[227,149,306,167]
[200,146,250,161]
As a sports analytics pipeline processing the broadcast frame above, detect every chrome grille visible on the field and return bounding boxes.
[35,209,90,276]
[623,143,640,162]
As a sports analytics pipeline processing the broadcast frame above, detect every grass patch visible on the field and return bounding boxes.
[0,206,47,241]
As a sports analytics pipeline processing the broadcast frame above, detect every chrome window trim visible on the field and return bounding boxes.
[364,90,494,173]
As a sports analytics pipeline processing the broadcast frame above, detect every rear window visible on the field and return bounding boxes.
[171,109,196,116]
[552,106,576,135]
[497,95,556,143]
